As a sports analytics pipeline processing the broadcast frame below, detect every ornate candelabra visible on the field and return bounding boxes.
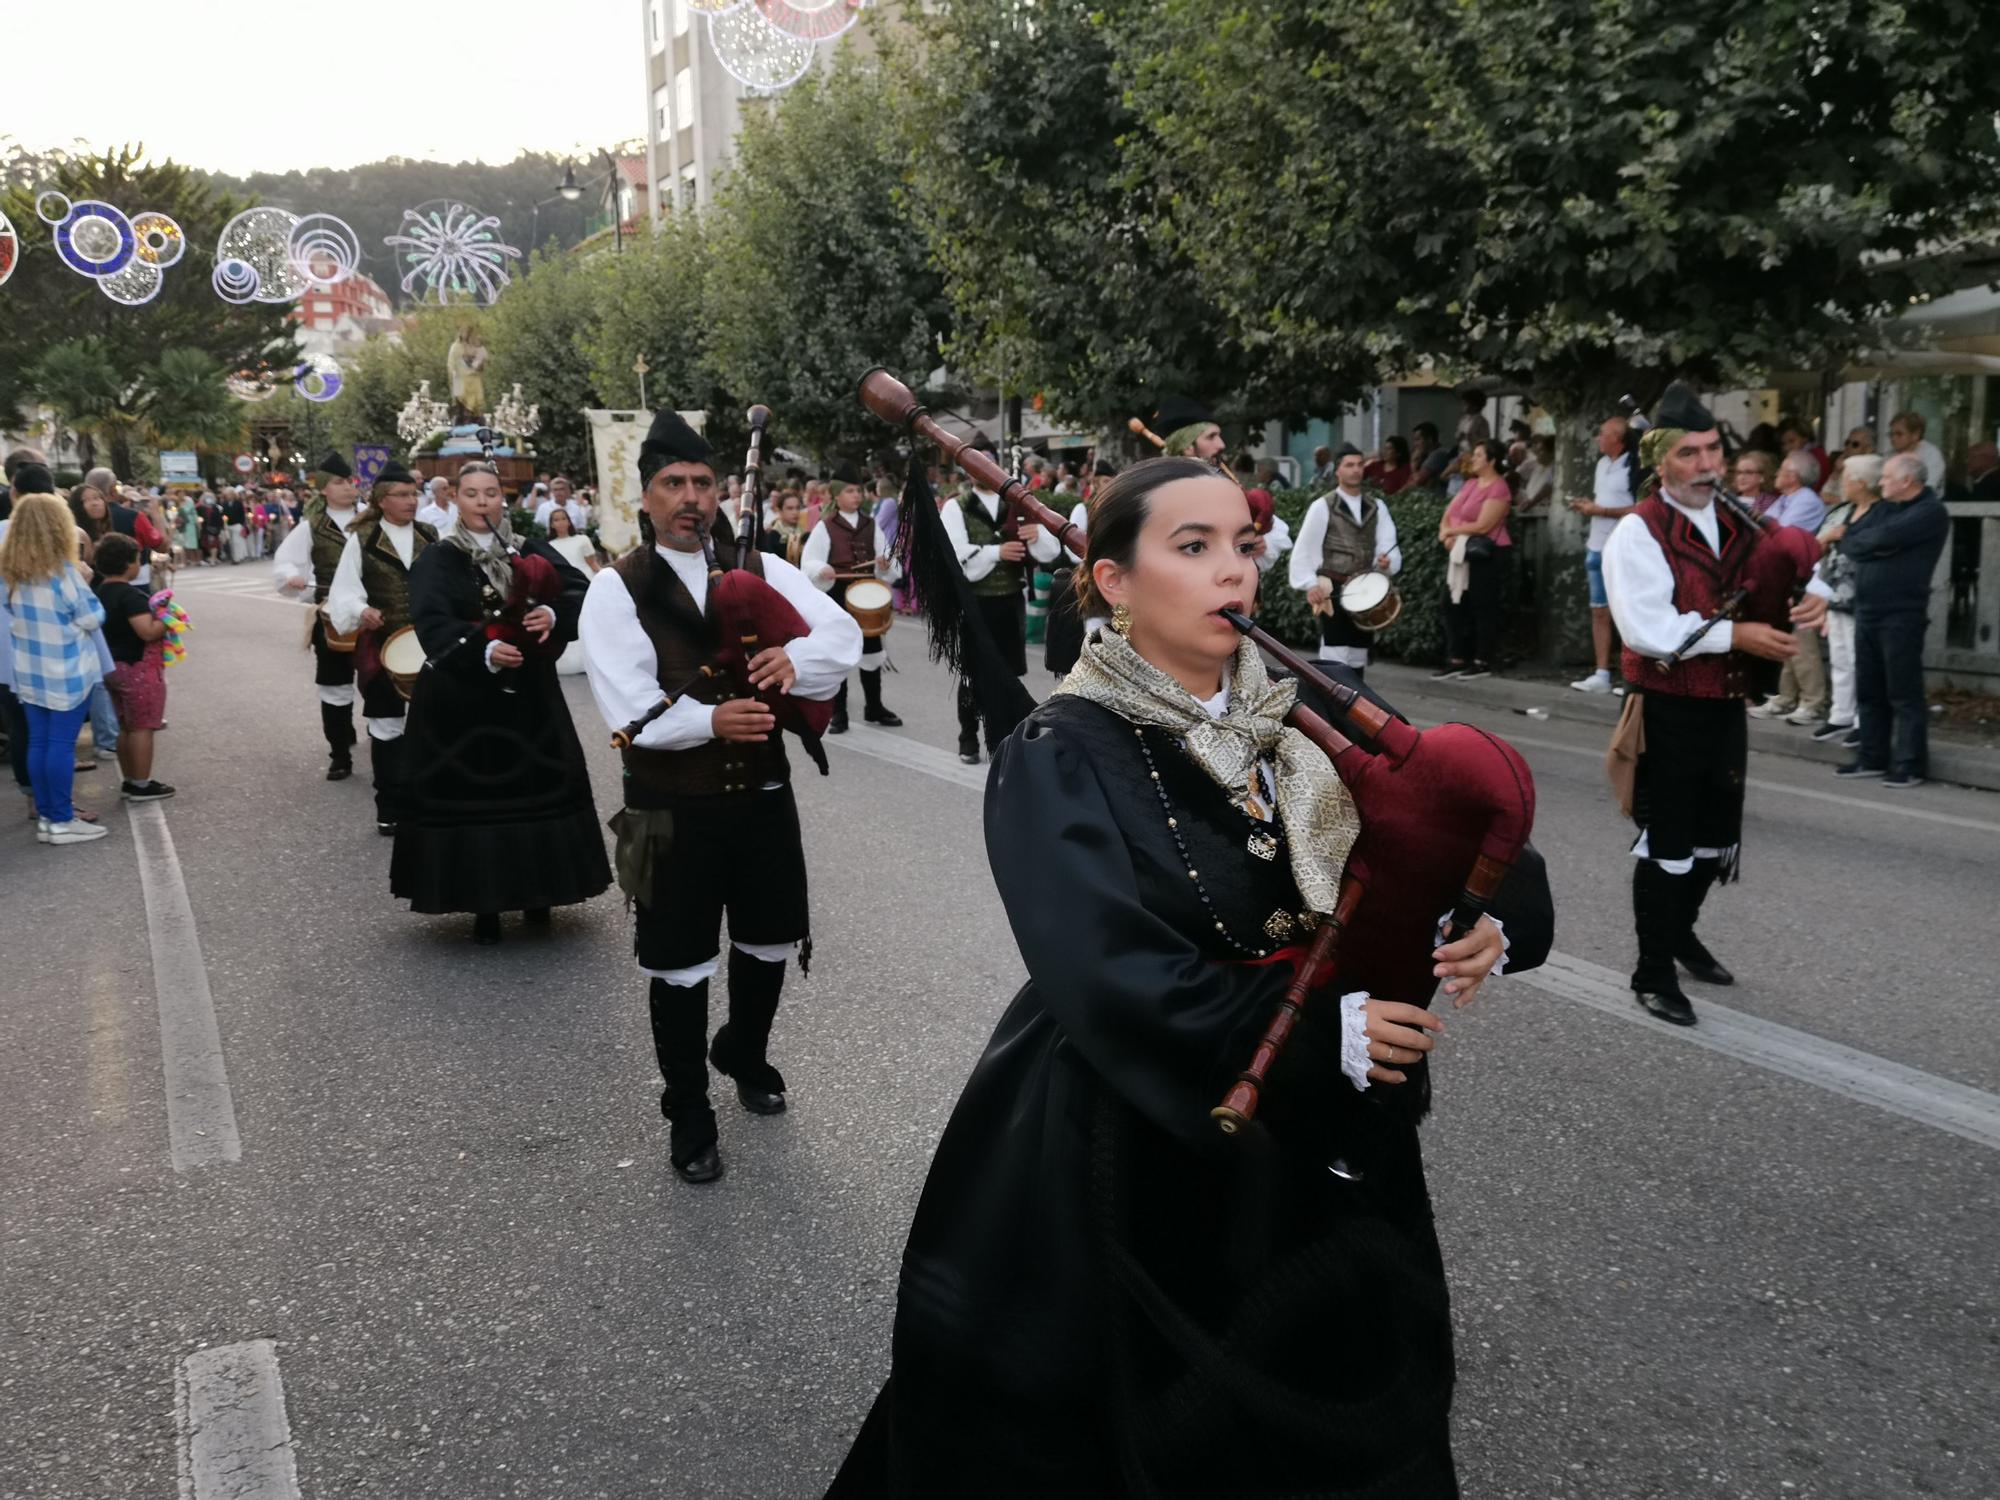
[396,381,451,448]
[491,382,541,451]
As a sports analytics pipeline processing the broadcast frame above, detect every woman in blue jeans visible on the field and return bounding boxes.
[0,486,110,844]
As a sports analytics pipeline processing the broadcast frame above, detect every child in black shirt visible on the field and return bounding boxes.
[89,534,174,801]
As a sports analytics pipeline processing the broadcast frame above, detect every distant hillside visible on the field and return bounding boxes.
[199,151,621,304]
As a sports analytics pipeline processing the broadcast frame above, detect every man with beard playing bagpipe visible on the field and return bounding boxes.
[579,408,861,1184]
[1602,382,1820,1026]
[324,460,436,834]
[390,460,610,945]
[272,452,366,781]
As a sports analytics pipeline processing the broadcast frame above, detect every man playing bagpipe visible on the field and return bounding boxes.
[579,409,861,1184]
[1602,382,1820,1026]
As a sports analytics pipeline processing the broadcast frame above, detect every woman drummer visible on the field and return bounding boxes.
[801,478,902,733]
[827,457,1512,1498]
[1287,443,1402,681]
[389,461,610,944]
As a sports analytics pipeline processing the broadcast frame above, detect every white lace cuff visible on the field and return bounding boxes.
[1434,911,1510,977]
[1338,990,1371,1093]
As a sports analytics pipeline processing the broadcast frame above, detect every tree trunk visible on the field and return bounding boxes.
[110,430,134,481]
[1531,404,1601,666]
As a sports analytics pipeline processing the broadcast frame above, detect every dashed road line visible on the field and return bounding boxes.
[176,1340,302,1499]
[129,802,241,1170]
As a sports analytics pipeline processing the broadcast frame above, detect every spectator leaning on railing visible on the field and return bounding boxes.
[1797,452,1949,788]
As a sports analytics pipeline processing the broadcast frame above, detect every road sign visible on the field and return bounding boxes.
[233,453,256,475]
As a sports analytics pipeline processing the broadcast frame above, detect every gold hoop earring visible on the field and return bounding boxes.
[1110,603,1132,636]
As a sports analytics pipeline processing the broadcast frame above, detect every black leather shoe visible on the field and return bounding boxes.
[710,1025,788,1114]
[1676,951,1734,986]
[864,707,903,727]
[673,1142,723,1184]
[472,912,501,945]
[828,709,849,735]
[326,759,352,782]
[957,741,981,765]
[1635,989,1698,1026]
[733,1082,787,1115]
[376,820,397,836]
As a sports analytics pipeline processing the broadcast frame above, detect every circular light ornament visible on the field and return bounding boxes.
[754,0,863,43]
[54,200,136,278]
[226,371,279,403]
[289,213,361,285]
[0,208,18,288]
[35,190,71,225]
[98,257,164,306]
[685,0,741,11]
[213,257,261,304]
[131,211,187,268]
[709,5,814,91]
[295,354,344,403]
[216,206,308,303]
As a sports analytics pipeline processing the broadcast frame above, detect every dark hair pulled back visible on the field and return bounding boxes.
[1073,455,1221,616]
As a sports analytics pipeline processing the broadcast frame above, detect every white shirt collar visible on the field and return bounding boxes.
[1660,492,1722,553]
[1198,683,1230,718]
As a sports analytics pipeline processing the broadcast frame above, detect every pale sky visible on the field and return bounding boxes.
[6,2,644,175]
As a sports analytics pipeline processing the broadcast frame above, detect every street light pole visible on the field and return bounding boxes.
[634,353,649,411]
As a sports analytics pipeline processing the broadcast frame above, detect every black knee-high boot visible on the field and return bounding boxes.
[861,666,901,725]
[710,948,788,1114]
[830,677,850,734]
[1631,861,1695,1024]
[956,678,981,760]
[1674,856,1733,984]
[368,733,404,831]
[321,701,355,778]
[648,978,722,1182]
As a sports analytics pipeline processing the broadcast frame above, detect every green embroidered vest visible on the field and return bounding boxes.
[961,492,1022,599]
[309,506,352,602]
[350,516,436,633]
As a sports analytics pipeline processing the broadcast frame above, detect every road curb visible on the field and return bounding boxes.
[1369,664,2000,794]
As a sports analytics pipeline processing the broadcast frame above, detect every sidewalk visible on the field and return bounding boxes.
[1370,663,2000,794]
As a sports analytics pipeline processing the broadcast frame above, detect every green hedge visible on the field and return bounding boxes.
[1260,487,1451,665]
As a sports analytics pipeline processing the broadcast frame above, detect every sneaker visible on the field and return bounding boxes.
[1456,665,1492,681]
[1840,730,1861,749]
[46,818,110,844]
[1882,770,1926,789]
[1810,721,1855,743]
[36,816,50,844]
[1747,698,1795,720]
[1834,761,1885,779]
[1783,707,1820,726]
[121,780,176,801]
[1570,671,1614,694]
[1429,665,1465,681]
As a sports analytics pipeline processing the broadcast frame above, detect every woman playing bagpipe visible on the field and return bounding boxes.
[830,370,1557,1498]
[389,461,610,945]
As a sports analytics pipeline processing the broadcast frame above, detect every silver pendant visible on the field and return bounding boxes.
[1247,830,1279,861]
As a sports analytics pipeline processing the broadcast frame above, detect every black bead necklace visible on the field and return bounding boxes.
[1133,727,1277,960]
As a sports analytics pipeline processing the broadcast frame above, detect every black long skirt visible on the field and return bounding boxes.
[389,658,610,915]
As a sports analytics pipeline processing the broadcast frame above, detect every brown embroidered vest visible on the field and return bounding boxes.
[351,516,436,633]
[610,539,791,801]
[1318,492,1380,581]
[309,505,352,602]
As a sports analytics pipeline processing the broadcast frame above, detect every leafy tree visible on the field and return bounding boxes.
[31,338,127,471]
[1130,0,2000,424]
[483,250,610,476]
[702,50,950,460]
[892,2,1374,435]
[0,146,293,468]
[141,348,246,455]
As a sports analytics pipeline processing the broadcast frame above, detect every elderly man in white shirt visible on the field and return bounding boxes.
[533,475,588,535]
[414,475,459,532]
[1567,414,1635,692]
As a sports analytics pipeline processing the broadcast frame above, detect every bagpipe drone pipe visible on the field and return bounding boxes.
[858,367,1545,1134]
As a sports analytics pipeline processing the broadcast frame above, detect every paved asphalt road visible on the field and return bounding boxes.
[3,564,1995,1499]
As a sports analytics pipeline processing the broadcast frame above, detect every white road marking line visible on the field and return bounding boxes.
[1473,727,2000,835]
[847,714,2000,1146]
[1513,950,2000,1150]
[828,722,990,791]
[129,803,242,1170]
[176,1340,302,1500]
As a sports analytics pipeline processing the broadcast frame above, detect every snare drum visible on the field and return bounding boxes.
[380,625,427,699]
[1338,570,1403,632]
[842,579,894,638]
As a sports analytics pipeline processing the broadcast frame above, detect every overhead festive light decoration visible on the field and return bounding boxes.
[295,353,344,403]
[212,257,261,304]
[98,257,164,307]
[226,370,280,403]
[131,211,186,268]
[754,0,863,43]
[288,213,361,286]
[709,4,815,91]
[216,206,309,304]
[384,201,522,305]
[0,208,18,288]
[53,199,136,278]
[35,190,71,226]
